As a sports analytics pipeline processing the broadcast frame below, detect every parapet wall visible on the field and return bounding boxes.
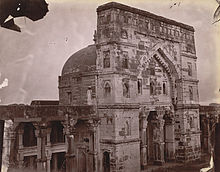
[97,2,195,52]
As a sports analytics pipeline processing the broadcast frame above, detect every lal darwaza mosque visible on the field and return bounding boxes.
[0,2,201,172]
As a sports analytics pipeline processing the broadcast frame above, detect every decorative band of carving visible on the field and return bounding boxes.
[98,104,140,109]
[100,138,140,144]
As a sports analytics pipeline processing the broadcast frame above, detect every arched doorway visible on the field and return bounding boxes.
[103,151,110,172]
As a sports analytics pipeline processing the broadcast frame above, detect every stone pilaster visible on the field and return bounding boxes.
[7,121,19,171]
[46,126,52,172]
[153,111,165,165]
[46,150,52,172]
[18,127,24,149]
[46,127,52,146]
[17,125,24,168]
[86,118,100,172]
[63,114,77,172]
[139,110,149,169]
[34,122,48,172]
[164,110,175,161]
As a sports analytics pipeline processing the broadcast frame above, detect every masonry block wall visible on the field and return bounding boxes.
[96,2,200,164]
[59,70,96,105]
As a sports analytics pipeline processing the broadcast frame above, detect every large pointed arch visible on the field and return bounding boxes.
[146,44,180,104]
[148,42,179,79]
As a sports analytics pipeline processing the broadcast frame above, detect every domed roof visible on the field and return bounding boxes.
[61,44,97,75]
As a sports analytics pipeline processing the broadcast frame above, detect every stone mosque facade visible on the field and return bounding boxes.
[0,2,201,172]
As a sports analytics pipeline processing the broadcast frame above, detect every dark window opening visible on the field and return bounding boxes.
[51,152,66,172]
[50,121,65,144]
[122,52,129,69]
[106,14,111,23]
[103,152,110,172]
[23,123,37,147]
[104,58,110,68]
[188,62,192,76]
[91,86,96,99]
[67,92,72,104]
[145,20,149,29]
[190,117,194,128]
[138,41,145,50]
[77,77,82,82]
[150,82,156,95]
[149,67,155,75]
[149,59,156,76]
[122,58,128,69]
[137,79,142,94]
[23,155,37,169]
[104,82,111,96]
[189,86,193,101]
[123,82,130,98]
[121,30,128,39]
[125,121,131,136]
[123,15,128,23]
[163,83,166,95]
[103,51,110,68]
[150,23,155,31]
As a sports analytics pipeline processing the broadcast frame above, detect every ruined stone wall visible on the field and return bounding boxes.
[99,108,139,140]
[98,106,140,171]
[100,141,140,172]
[175,108,201,161]
[114,142,140,172]
[59,74,96,105]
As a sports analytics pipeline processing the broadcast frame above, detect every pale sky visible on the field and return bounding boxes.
[0,0,219,105]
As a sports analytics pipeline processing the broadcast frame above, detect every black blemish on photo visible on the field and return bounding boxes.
[0,0,49,32]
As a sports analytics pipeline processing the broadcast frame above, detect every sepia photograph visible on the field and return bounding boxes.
[0,0,220,171]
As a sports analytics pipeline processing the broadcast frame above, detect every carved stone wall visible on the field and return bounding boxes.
[96,2,200,164]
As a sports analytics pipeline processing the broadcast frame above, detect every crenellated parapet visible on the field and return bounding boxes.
[96,2,195,53]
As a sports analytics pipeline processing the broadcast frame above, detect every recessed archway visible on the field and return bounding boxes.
[103,151,110,172]
[146,47,179,104]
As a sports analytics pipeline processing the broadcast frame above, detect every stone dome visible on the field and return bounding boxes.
[61,44,97,75]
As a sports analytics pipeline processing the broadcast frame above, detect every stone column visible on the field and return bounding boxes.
[139,111,148,169]
[46,150,52,172]
[164,110,175,161]
[86,119,100,172]
[207,116,212,153]
[63,114,77,172]
[18,127,24,149]
[46,128,51,146]
[159,118,165,164]
[153,113,165,165]
[7,121,19,171]
[17,126,24,168]
[46,127,52,172]
[34,123,47,172]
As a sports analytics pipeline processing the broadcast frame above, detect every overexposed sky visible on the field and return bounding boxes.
[0,0,219,105]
